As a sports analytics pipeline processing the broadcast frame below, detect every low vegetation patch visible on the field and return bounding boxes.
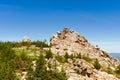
[93,59,101,70]
[0,41,67,80]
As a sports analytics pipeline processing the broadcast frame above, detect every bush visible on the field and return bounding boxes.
[55,55,65,63]
[64,52,69,62]
[45,50,53,59]
[76,53,82,59]
[115,65,120,74]
[82,56,92,62]
[93,59,101,70]
[0,43,17,79]
[31,40,50,48]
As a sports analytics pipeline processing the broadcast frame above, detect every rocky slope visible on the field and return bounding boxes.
[50,28,120,80]
[50,28,120,66]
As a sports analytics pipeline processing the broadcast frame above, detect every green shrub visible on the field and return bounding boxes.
[76,53,82,59]
[93,59,101,70]
[64,48,68,51]
[45,50,53,59]
[107,67,114,74]
[69,54,74,59]
[82,56,92,62]
[0,43,17,80]
[31,40,50,48]
[64,52,69,62]
[115,65,120,74]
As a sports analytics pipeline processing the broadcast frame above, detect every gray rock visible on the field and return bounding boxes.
[50,28,120,66]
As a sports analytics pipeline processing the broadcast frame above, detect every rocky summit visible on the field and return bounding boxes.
[50,28,120,80]
[50,28,120,66]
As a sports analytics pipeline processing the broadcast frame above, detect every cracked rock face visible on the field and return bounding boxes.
[50,28,120,66]
[65,59,120,80]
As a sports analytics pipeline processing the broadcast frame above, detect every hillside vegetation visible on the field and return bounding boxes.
[0,41,66,80]
[0,28,120,80]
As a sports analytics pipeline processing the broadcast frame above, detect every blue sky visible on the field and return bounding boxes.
[0,0,120,53]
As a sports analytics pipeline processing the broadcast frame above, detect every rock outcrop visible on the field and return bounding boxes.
[19,36,32,42]
[66,58,119,80]
[50,28,120,66]
[50,28,120,80]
